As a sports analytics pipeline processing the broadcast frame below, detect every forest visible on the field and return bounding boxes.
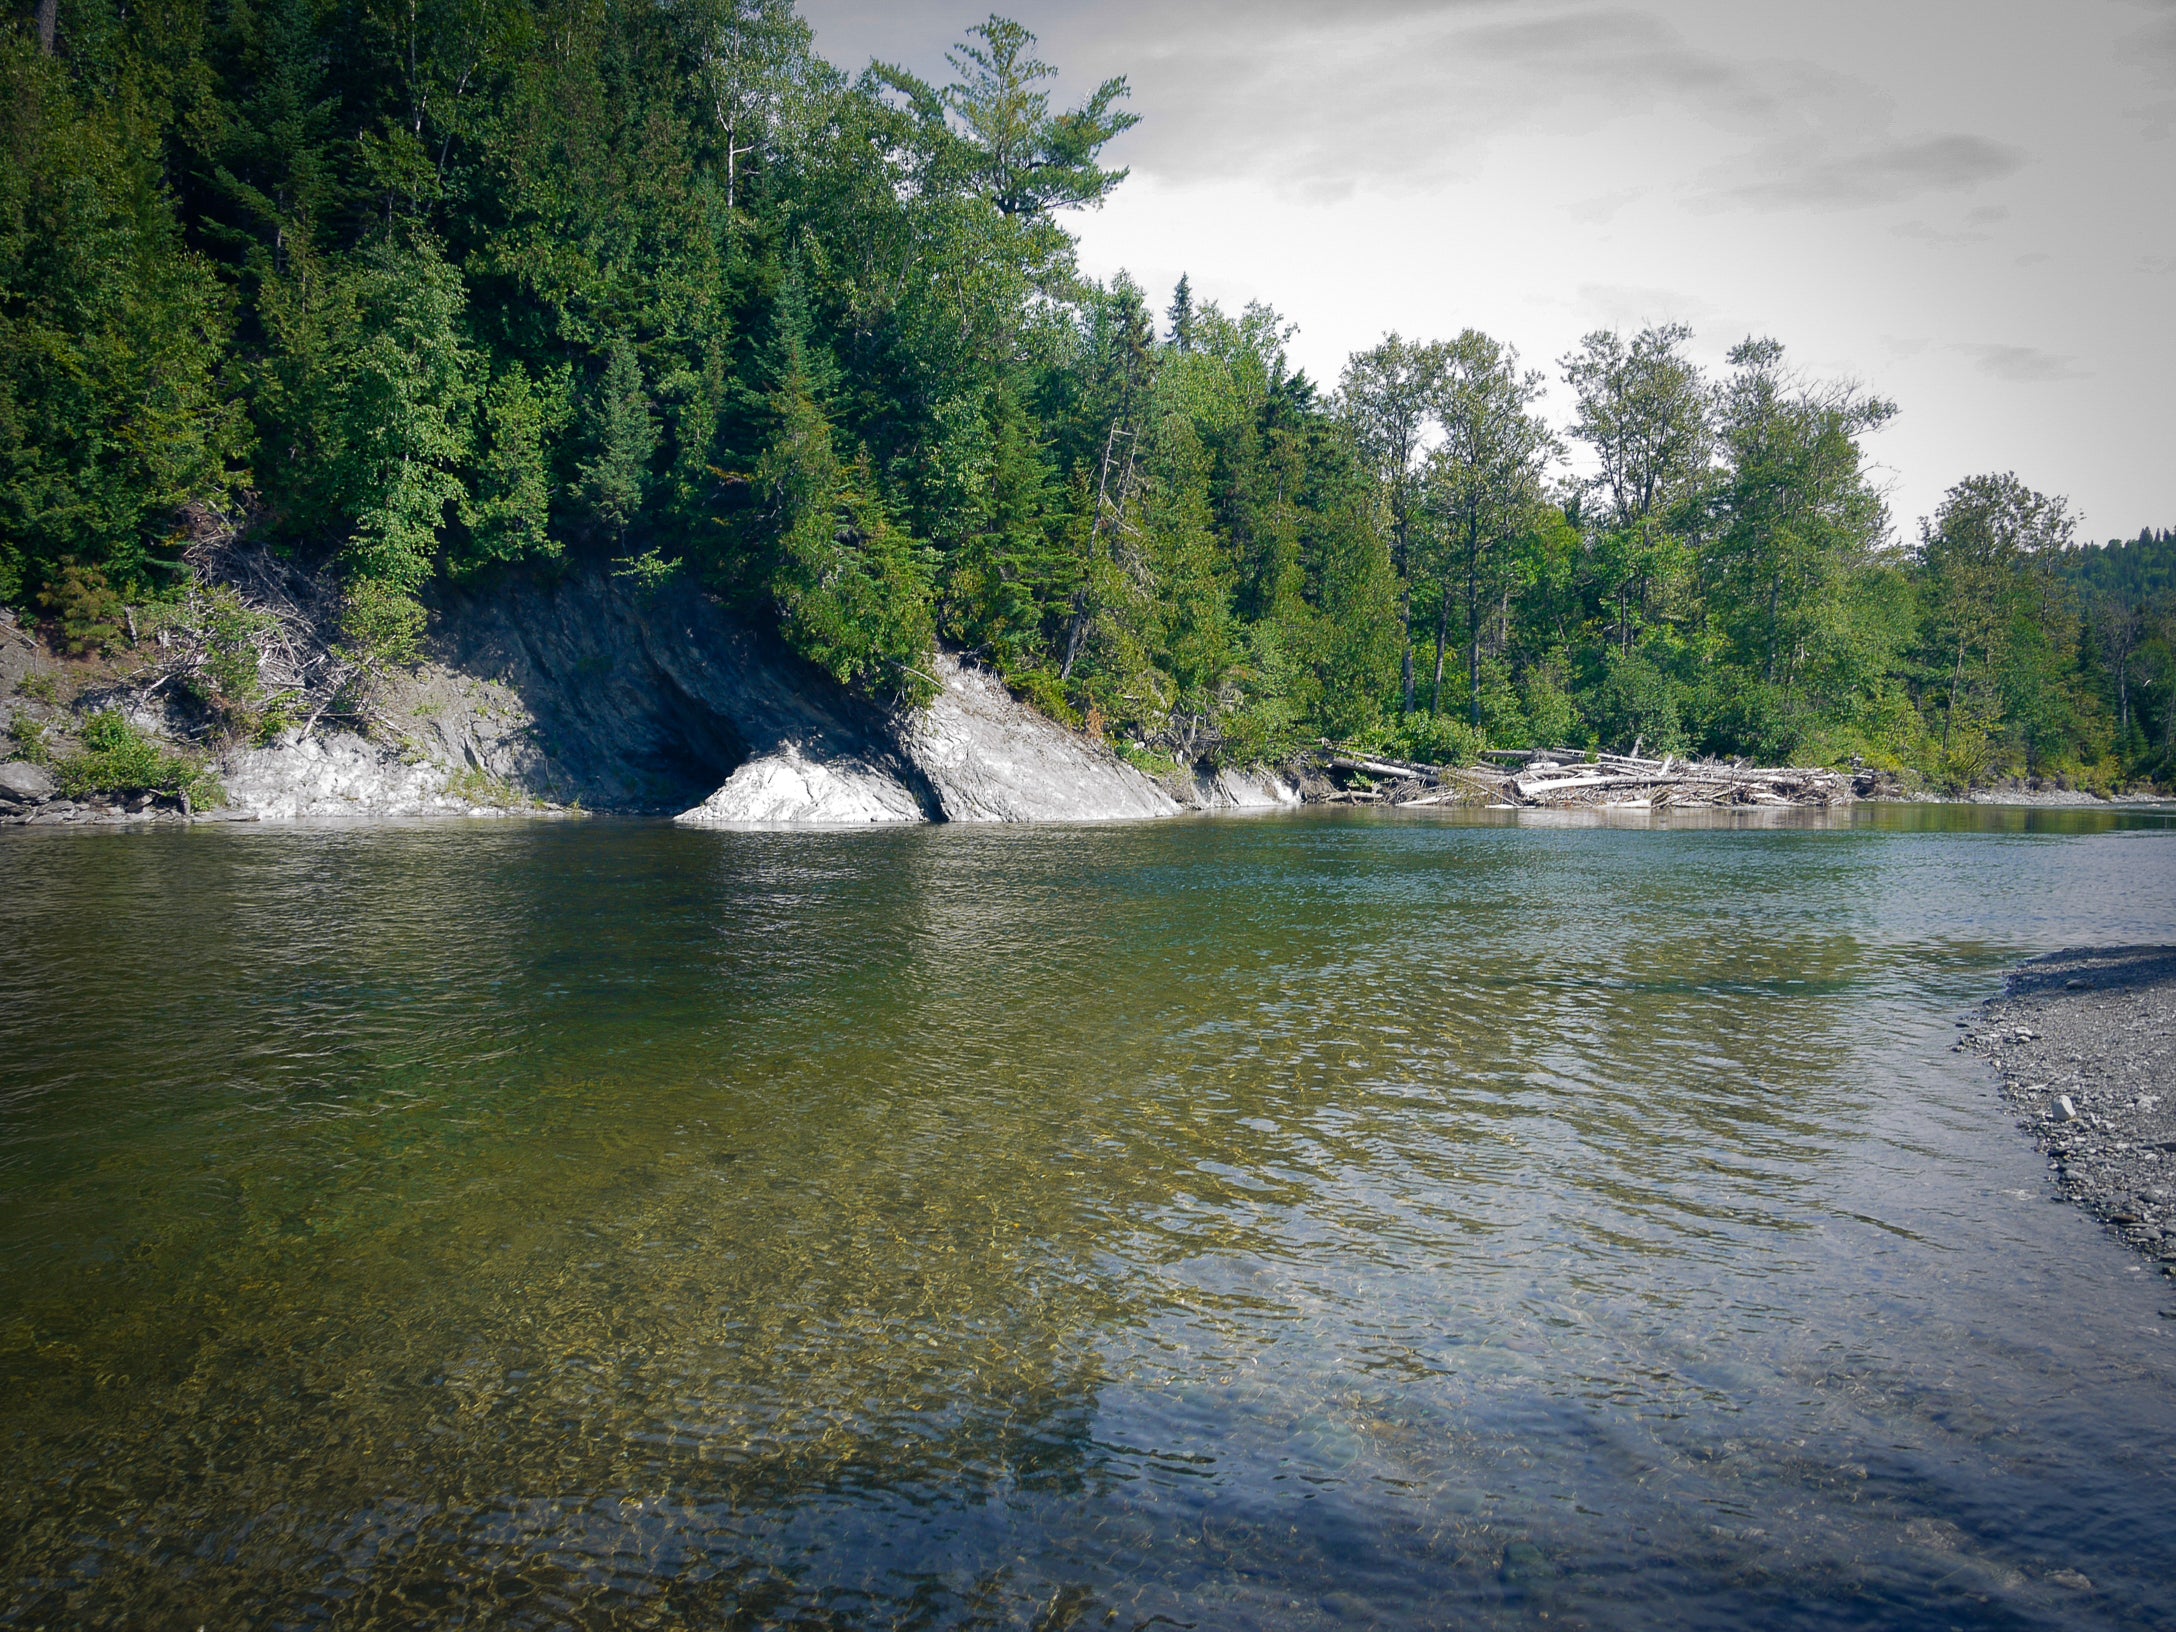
[4,0,2172,790]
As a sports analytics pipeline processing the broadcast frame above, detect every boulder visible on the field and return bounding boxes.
[1187,765,1304,812]
[676,744,924,828]
[0,759,55,802]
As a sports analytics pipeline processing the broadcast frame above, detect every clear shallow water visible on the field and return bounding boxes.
[3,807,2175,1631]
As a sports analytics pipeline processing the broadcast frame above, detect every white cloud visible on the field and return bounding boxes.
[1721,134,2026,210]
[802,0,2176,537]
[1959,343,2085,384]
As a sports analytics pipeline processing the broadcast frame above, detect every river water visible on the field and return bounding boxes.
[3,808,2175,1630]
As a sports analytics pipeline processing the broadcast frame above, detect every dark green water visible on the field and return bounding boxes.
[4,808,2176,1631]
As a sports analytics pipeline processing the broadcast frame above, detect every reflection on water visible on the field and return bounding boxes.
[3,807,2175,1630]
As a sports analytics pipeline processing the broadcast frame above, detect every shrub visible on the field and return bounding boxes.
[53,710,221,804]
[1005,665,1082,729]
[195,586,268,705]
[37,564,126,654]
[1518,659,1581,751]
[1363,712,1485,767]
[1116,740,1182,778]
[1591,651,1686,756]
[337,577,428,669]
[8,712,49,761]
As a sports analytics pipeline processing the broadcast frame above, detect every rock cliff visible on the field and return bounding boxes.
[2,565,1302,828]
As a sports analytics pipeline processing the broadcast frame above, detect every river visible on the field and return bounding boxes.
[3,807,2175,1629]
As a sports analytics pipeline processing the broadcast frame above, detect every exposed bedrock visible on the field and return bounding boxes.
[205,565,1277,827]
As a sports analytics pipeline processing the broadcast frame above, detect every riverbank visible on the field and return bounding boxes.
[1,564,1311,828]
[2,575,2165,830]
[1966,947,2176,1278]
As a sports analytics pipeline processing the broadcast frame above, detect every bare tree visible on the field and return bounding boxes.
[2093,588,2145,738]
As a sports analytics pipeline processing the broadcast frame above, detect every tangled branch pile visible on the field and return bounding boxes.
[1317,746,1854,809]
[164,528,369,738]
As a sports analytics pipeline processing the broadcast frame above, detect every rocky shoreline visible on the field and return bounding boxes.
[2,566,1315,830]
[1963,947,2176,1282]
[2,567,2168,831]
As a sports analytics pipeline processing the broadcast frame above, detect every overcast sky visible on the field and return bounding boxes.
[799,0,2176,544]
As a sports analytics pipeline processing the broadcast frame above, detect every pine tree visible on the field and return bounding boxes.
[577,338,658,545]
[460,363,563,573]
[1166,274,1195,353]
[754,305,935,703]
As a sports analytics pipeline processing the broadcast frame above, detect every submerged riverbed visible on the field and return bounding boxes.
[4,807,2175,1630]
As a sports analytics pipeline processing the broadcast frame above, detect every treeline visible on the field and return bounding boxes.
[1,0,2166,786]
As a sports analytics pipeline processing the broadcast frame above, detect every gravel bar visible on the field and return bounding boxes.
[1962,946,2176,1281]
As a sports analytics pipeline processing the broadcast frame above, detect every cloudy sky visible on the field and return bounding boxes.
[799,0,2176,544]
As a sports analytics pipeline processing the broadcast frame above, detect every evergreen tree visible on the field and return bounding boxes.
[938,15,1136,219]
[460,362,564,574]
[577,338,658,547]
[1166,273,1195,353]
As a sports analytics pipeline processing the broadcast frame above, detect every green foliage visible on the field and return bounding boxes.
[1517,657,1581,751]
[196,590,266,705]
[576,338,657,544]
[935,15,1138,218]
[751,334,936,703]
[1420,329,1556,725]
[53,710,220,803]
[258,237,477,620]
[37,562,126,654]
[8,710,51,761]
[1359,711,1485,768]
[0,38,246,606]
[1591,651,1687,756]
[338,576,428,669]
[460,363,566,575]
[0,1,2154,787]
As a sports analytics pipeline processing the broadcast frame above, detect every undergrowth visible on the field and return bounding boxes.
[53,712,223,806]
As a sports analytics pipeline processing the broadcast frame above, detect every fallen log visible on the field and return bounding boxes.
[1308,742,1850,810]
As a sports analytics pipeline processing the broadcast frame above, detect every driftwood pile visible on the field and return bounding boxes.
[1315,745,1853,810]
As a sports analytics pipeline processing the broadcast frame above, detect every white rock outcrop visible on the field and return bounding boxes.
[1190,767,1305,811]
[899,658,1180,823]
[219,732,489,820]
[675,744,924,828]
[150,559,1310,829]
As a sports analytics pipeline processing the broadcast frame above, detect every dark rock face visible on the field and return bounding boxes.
[214,565,1181,825]
[1967,947,2176,1270]
[418,568,920,816]
[6,562,1239,827]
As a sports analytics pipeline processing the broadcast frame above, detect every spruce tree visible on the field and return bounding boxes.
[577,338,658,546]
[1167,274,1195,353]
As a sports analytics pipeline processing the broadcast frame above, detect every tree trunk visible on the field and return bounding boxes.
[37,0,57,53]
[1467,524,1483,731]
[1060,424,1123,682]
[1400,589,1415,714]
[1764,573,1781,684]
[1430,586,1450,715]
[1943,632,1967,752]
